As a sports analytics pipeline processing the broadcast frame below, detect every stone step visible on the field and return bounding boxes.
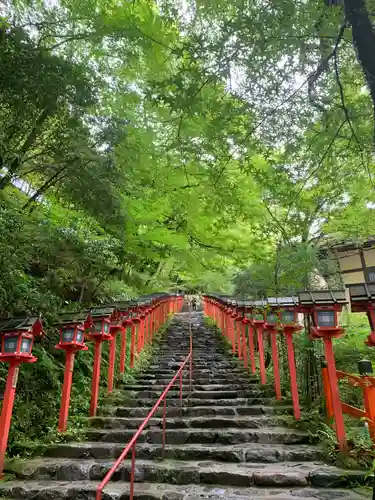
[155,356,227,360]
[108,404,293,418]
[120,384,271,394]
[84,426,312,445]
[4,457,367,488]
[135,374,259,382]
[0,480,370,500]
[111,397,281,407]
[133,378,260,386]
[107,390,271,401]
[150,360,234,366]
[42,441,324,462]
[88,415,285,430]
[144,369,250,375]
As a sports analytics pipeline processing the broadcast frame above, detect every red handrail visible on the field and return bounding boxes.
[322,366,375,444]
[96,334,193,500]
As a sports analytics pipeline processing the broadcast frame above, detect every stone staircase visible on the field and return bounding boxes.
[0,313,370,500]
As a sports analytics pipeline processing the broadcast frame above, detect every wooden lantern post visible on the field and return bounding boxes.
[236,301,247,367]
[277,296,302,418]
[85,308,113,417]
[252,300,267,385]
[107,307,122,394]
[55,313,88,431]
[0,316,43,477]
[243,301,256,374]
[299,289,347,450]
[264,298,282,401]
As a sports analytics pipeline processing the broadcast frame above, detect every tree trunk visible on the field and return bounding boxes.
[344,0,375,143]
[22,167,67,211]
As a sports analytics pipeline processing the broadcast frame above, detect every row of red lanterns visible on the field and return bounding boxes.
[203,290,348,449]
[0,293,184,477]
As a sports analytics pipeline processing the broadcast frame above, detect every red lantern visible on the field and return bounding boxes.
[276,297,301,414]
[251,300,267,385]
[299,289,348,450]
[56,313,87,350]
[299,290,346,339]
[85,308,115,417]
[107,307,122,394]
[0,316,42,477]
[55,313,88,433]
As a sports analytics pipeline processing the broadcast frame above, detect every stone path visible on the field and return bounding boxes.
[0,312,371,499]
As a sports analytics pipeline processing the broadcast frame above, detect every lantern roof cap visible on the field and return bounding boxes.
[88,306,117,318]
[298,289,347,305]
[109,300,132,311]
[347,283,375,301]
[235,300,247,307]
[266,296,299,307]
[253,299,266,308]
[242,300,253,307]
[56,312,86,325]
[0,315,39,332]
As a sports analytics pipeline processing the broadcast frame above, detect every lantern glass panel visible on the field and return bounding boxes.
[62,328,75,343]
[104,322,110,334]
[317,311,335,327]
[76,330,84,343]
[4,336,18,353]
[267,312,278,324]
[254,312,264,321]
[282,311,295,324]
[93,320,102,333]
[20,337,32,353]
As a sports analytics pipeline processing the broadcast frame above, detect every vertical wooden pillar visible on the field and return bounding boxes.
[256,325,266,385]
[285,331,300,420]
[236,319,242,359]
[270,332,281,400]
[363,381,375,441]
[323,336,347,450]
[322,364,334,424]
[59,350,75,431]
[242,322,248,368]
[0,361,21,477]
[90,340,102,417]
[119,327,127,374]
[248,324,256,374]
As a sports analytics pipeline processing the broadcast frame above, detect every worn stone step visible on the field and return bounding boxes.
[107,390,270,402]
[112,397,281,407]
[144,369,250,375]
[135,374,259,383]
[149,362,234,368]
[84,426,312,445]
[120,384,269,394]
[42,441,323,463]
[88,415,285,430]
[108,404,293,418]
[0,480,370,500]
[4,457,367,488]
